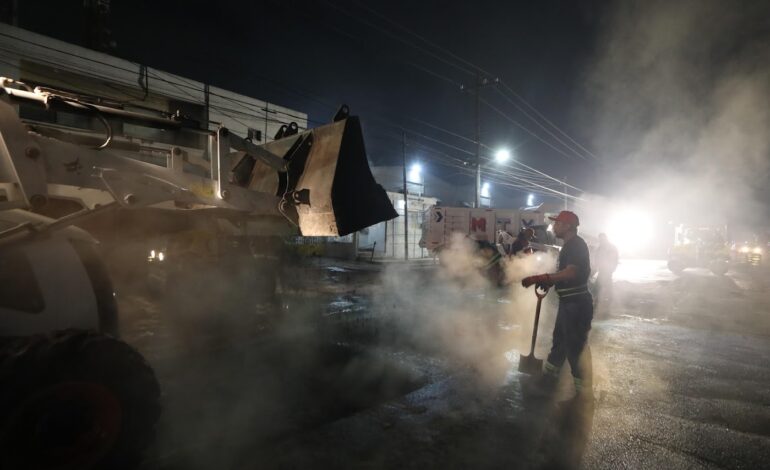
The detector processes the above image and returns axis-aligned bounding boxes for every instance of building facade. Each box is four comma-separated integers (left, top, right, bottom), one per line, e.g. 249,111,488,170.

0,24,307,143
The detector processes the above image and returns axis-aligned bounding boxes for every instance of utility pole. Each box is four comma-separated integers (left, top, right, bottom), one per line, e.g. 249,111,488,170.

461,74,498,208
402,131,409,260
474,72,482,209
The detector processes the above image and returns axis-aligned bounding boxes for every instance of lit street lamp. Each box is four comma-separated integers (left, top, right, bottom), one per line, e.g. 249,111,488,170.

474,148,511,207
481,182,491,198
408,163,422,183
402,161,423,261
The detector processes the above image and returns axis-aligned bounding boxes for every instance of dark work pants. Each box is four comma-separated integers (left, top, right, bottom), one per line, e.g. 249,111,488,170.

546,294,593,384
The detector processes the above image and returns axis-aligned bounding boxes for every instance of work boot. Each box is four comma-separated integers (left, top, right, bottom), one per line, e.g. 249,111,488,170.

557,378,595,411
558,390,594,407
523,373,558,398
556,391,595,424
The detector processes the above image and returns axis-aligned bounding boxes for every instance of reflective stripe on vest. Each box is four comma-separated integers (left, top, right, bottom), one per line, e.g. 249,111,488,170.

555,284,589,298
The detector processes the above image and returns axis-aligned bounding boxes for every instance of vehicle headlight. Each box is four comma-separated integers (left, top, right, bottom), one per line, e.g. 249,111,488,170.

752,247,762,255
740,246,750,253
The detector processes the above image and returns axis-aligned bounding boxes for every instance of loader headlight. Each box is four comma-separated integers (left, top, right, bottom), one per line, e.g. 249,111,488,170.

752,247,762,255
739,246,750,253
148,249,166,262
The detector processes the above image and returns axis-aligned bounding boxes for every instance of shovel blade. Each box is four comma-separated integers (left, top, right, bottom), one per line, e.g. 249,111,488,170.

518,354,543,375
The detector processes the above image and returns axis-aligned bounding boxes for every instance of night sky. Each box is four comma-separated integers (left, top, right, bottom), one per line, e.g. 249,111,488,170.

8,0,610,204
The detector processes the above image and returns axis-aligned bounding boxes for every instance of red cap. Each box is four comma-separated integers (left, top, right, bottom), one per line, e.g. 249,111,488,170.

548,210,580,226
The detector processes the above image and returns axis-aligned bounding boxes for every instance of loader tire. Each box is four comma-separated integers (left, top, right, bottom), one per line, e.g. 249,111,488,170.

0,330,160,470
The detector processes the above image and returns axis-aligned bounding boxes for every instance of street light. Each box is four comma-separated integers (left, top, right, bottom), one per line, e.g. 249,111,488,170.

408,163,422,182
481,182,491,198
480,182,491,208
495,148,511,164
473,149,509,207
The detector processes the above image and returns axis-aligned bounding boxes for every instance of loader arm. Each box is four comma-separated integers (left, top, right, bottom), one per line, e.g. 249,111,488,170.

0,78,396,239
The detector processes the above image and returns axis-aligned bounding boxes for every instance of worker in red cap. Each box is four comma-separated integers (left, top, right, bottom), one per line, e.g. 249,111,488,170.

521,210,593,403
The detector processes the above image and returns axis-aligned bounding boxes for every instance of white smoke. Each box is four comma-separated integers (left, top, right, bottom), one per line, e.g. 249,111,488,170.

577,0,770,227
376,235,558,387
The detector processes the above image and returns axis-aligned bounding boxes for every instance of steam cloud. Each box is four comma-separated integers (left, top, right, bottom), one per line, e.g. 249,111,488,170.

578,0,770,227
377,234,557,387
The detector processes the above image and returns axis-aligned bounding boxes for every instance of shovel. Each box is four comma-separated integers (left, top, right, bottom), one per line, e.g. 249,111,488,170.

518,284,550,375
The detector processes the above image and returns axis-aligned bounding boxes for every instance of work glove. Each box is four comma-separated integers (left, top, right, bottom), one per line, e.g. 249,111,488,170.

521,273,552,288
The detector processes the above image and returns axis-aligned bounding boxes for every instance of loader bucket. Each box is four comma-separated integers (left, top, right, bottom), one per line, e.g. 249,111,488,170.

246,116,397,237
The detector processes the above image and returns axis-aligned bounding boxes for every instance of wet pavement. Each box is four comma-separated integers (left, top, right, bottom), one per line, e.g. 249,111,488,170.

119,258,770,469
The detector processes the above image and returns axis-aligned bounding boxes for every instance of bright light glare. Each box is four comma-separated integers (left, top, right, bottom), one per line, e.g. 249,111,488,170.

527,193,534,206
481,182,491,198
408,163,422,182
606,209,654,255
158,252,165,261
495,149,510,163
753,247,762,254
740,246,750,254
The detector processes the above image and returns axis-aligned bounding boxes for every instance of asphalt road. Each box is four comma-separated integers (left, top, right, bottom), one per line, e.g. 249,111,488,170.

124,259,770,469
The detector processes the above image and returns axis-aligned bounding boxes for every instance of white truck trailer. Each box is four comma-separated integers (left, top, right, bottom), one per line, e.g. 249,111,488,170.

420,204,559,254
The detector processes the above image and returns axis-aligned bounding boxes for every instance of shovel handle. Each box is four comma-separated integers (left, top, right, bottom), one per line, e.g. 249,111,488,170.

529,286,549,355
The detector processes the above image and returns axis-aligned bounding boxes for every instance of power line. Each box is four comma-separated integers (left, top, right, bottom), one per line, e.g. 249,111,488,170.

1,29,585,197
321,0,477,77
323,3,599,165
141,68,297,135
2,33,472,159
493,87,590,162
350,0,495,78
2,37,579,196
369,116,583,195
499,81,601,161
0,49,307,136
394,115,583,192
372,126,578,200
0,32,317,124
408,116,477,146
484,166,581,201
370,120,475,156
480,97,579,162
403,61,462,87
478,142,585,193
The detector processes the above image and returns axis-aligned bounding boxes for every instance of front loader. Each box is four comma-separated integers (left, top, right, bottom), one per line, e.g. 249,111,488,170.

0,78,396,468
